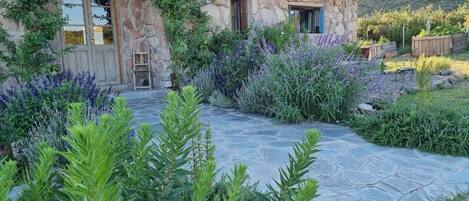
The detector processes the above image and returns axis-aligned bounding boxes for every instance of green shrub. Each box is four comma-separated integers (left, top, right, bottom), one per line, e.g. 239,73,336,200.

378,36,390,44
258,19,299,52
358,5,469,48
2,86,321,200
342,42,362,57
415,55,452,74
417,25,465,37
0,0,64,81
152,0,212,75
208,91,235,108
415,57,434,92
208,29,246,55
352,90,469,156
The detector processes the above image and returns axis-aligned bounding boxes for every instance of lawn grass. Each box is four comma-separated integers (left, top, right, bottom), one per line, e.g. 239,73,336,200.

398,81,469,113
446,191,469,201
384,51,469,77
351,81,469,156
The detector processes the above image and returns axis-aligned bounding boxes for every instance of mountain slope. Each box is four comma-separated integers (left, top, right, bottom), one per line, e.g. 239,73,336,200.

358,0,467,16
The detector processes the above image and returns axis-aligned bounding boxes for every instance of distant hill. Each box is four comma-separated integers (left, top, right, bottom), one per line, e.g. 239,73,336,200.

358,0,467,16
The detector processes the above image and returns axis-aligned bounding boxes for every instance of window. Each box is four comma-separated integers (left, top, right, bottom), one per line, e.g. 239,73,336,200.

91,0,113,45
231,0,247,32
62,1,86,45
61,0,114,45
289,6,323,34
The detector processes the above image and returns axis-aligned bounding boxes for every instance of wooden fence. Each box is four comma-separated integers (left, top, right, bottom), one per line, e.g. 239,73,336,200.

412,33,468,56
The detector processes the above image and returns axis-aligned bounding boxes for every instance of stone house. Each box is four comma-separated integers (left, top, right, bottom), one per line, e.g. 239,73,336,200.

1,0,358,89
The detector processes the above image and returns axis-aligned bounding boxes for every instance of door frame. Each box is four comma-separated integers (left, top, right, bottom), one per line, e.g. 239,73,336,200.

59,0,124,86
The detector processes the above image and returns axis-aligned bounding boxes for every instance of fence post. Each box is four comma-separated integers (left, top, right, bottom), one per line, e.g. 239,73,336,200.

402,26,406,48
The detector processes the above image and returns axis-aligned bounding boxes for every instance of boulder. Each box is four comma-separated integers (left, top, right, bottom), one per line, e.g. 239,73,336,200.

432,77,452,89
358,103,375,114
439,70,453,76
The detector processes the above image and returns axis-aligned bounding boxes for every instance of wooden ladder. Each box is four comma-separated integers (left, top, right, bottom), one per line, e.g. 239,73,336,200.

132,51,152,91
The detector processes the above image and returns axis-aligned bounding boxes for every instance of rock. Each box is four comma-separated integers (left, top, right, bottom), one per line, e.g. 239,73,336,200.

432,78,452,89
358,103,375,114
9,185,26,200
439,70,453,76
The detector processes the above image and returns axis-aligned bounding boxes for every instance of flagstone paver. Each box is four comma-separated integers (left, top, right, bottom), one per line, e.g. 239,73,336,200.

122,90,469,201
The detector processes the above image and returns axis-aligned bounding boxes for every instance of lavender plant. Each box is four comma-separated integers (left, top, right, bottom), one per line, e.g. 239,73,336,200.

189,68,215,101
241,35,374,123
236,70,274,116
210,39,264,99
0,71,114,147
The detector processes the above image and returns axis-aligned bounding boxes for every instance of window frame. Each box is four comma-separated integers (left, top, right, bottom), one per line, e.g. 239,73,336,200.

288,6,324,34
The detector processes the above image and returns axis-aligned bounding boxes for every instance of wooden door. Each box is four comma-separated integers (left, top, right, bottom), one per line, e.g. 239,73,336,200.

231,0,248,32
61,0,120,86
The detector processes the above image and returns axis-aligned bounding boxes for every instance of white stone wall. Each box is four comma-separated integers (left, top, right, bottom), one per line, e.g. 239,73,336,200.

202,0,358,40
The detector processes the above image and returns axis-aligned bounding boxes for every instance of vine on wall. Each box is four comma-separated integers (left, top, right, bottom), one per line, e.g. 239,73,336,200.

0,0,64,82
152,0,212,75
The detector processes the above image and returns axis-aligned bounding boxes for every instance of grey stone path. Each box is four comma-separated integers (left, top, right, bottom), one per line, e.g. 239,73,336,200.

122,90,469,201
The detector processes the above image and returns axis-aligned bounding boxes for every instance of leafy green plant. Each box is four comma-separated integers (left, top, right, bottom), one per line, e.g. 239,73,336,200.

268,129,320,200
0,159,16,201
259,19,300,52
152,0,211,75
22,142,58,201
208,91,236,108
225,164,249,201
0,0,65,81
342,42,362,57
208,29,247,55
378,36,390,44
415,58,433,92
61,112,122,200
4,86,321,200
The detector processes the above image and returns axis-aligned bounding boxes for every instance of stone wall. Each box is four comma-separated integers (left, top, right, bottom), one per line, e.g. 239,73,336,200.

202,0,358,40
119,0,171,88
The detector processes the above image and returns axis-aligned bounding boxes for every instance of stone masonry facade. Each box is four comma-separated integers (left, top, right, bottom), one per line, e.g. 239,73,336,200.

202,0,358,40
119,0,172,88
0,0,358,89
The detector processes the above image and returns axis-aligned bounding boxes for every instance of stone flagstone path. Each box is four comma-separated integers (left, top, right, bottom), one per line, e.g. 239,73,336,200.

122,90,469,201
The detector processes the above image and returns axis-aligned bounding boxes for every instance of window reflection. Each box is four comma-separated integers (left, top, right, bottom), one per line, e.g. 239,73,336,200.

93,26,113,45
64,26,86,45
91,0,111,6
92,7,112,26
62,4,85,25
63,0,83,4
